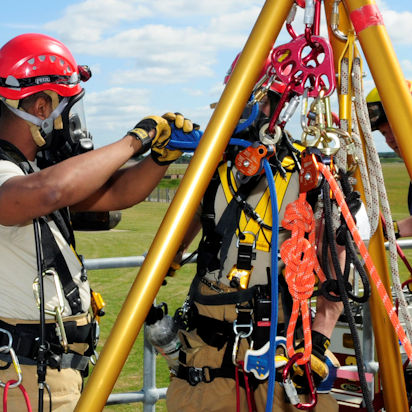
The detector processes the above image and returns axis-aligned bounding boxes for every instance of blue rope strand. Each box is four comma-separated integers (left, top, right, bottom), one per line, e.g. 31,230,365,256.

263,158,279,412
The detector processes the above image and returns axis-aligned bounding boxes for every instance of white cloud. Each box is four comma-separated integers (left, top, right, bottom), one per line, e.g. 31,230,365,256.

42,1,266,87
375,1,412,45
44,0,153,44
84,87,153,145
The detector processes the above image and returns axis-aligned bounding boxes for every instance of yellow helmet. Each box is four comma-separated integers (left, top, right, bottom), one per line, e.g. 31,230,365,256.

366,80,412,130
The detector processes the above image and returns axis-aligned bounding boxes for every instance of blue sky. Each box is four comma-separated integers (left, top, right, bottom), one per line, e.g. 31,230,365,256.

1,0,411,152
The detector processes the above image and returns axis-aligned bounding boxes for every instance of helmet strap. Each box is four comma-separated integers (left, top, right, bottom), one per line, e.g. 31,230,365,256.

3,94,69,147
44,91,64,130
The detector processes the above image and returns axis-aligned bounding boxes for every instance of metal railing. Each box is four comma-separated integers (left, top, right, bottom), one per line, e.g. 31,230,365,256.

83,240,412,411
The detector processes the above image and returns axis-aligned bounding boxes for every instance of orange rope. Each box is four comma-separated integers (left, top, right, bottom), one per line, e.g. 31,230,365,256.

318,162,412,361
280,193,325,364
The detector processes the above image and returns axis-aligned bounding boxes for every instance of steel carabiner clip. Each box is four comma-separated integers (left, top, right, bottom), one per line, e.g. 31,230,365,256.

0,329,22,389
282,352,317,410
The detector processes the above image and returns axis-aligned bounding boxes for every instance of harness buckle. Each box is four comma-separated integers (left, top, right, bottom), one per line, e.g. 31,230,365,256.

187,366,212,386
227,265,253,290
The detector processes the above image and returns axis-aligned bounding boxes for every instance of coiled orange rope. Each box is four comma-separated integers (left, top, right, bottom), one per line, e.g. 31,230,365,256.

318,162,412,361
280,193,326,364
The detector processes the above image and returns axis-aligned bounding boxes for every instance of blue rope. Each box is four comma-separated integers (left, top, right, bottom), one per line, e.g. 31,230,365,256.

263,158,279,412
233,100,259,134
166,98,258,152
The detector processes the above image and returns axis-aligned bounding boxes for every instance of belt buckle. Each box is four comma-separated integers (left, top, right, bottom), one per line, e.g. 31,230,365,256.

188,367,204,386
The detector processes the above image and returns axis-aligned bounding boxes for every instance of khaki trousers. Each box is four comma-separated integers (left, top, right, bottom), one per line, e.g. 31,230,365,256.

0,362,83,412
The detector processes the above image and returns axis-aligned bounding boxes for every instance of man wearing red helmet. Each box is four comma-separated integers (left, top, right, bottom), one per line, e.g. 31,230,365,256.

166,53,342,411
0,33,194,411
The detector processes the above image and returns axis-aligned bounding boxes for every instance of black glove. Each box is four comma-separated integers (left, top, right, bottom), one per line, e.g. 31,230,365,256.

292,331,339,394
128,115,170,153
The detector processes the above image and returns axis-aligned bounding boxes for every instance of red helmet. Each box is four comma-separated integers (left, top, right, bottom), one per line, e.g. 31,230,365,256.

224,52,286,95
0,33,85,100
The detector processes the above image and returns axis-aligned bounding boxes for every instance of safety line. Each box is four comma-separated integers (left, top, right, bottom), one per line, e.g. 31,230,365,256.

318,162,412,361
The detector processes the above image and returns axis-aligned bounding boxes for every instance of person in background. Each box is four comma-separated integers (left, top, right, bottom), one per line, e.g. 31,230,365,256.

0,32,193,412
367,82,412,238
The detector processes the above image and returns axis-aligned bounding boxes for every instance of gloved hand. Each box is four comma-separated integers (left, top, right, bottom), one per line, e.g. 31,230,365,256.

151,112,195,165
128,116,170,153
292,331,339,394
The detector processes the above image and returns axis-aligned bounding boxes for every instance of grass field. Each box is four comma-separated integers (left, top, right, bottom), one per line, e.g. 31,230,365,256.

75,161,412,411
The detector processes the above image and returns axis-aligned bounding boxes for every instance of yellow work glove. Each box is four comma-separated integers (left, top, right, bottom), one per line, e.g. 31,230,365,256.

127,116,171,153
292,331,339,394
150,112,194,165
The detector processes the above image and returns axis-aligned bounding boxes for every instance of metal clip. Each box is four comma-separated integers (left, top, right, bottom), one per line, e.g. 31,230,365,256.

236,231,257,249
0,328,12,354
55,306,69,353
331,0,348,41
0,329,22,389
33,269,69,352
282,352,317,410
232,306,253,365
33,268,66,316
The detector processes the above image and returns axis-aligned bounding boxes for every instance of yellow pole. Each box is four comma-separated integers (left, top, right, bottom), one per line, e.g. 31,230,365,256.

343,0,412,178
324,1,408,410
75,1,294,411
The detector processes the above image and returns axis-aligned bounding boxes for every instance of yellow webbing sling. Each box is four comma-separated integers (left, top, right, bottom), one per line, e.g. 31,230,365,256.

217,153,297,252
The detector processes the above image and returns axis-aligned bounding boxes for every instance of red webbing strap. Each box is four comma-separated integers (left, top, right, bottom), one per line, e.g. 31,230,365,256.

3,380,32,412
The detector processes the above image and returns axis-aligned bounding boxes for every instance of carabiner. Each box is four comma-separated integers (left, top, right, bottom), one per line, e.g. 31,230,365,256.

282,352,317,410
0,328,13,353
0,347,22,388
33,268,66,316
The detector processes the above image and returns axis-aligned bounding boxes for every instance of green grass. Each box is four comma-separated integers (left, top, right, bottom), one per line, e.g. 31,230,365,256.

74,162,412,411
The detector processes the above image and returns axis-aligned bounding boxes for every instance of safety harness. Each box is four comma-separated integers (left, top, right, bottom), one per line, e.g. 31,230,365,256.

0,140,93,372
175,139,301,393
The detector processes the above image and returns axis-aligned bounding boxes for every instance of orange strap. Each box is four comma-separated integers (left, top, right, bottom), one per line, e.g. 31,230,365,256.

280,193,325,364
318,162,412,361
